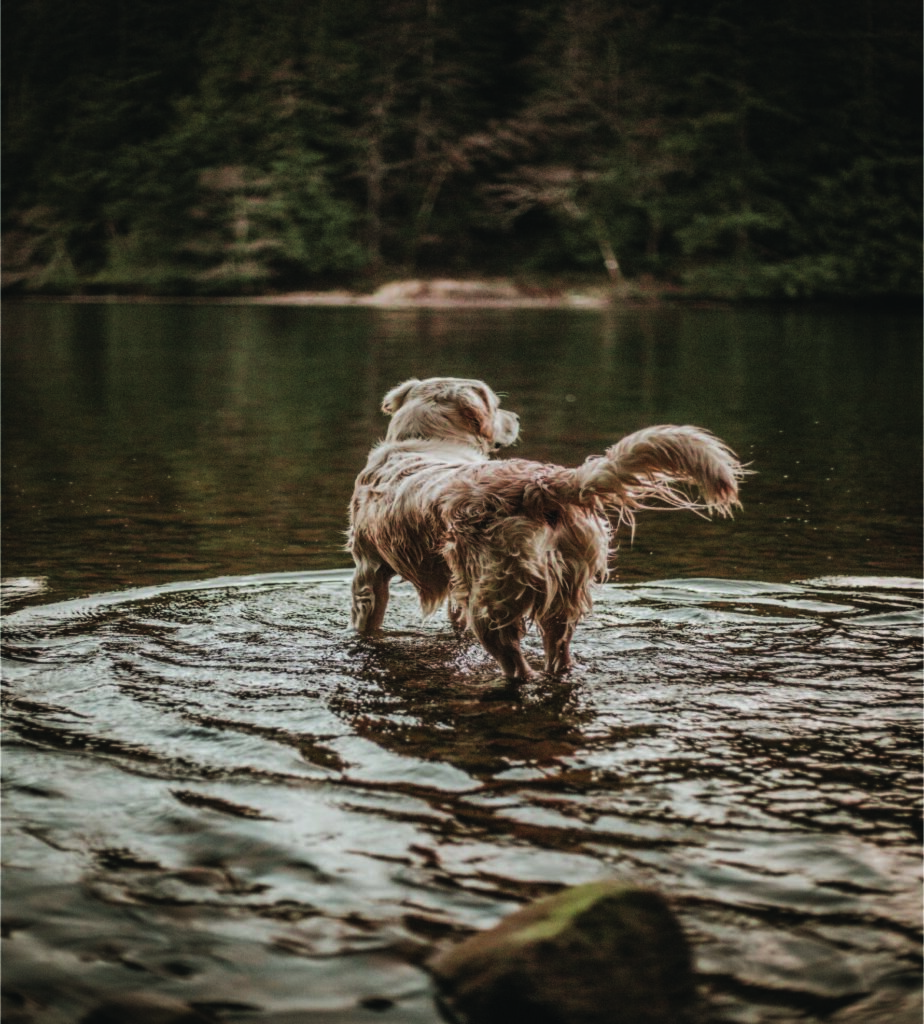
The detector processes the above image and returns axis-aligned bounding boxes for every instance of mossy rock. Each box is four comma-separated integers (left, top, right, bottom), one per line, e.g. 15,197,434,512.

428,881,696,1024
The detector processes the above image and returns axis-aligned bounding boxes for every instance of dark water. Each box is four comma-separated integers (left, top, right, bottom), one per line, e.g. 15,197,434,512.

2,302,922,1023
2,301,921,594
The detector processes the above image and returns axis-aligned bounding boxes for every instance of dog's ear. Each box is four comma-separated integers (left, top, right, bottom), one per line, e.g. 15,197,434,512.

457,389,494,443
382,379,420,415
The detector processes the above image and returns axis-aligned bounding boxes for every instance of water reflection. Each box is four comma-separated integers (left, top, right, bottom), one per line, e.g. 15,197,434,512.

2,303,921,601
2,572,920,1022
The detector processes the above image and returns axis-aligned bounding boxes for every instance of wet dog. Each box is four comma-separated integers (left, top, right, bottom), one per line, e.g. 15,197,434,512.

348,377,744,679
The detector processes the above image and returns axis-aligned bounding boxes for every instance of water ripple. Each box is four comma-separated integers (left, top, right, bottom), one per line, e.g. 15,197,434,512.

2,571,921,1023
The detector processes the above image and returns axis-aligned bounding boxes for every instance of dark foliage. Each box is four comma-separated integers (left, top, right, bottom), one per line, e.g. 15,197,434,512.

3,0,920,297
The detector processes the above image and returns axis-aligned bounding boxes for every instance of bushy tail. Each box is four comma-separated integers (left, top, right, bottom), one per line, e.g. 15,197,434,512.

574,425,745,520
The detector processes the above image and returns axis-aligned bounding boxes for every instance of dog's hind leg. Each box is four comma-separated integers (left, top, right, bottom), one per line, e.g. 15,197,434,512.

539,613,575,676
447,599,466,633
351,559,395,632
472,610,532,680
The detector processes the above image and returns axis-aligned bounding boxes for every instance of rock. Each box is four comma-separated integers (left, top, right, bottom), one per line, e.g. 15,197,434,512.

428,881,696,1024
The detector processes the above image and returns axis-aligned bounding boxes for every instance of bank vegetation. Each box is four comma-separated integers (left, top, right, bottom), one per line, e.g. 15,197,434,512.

3,0,920,300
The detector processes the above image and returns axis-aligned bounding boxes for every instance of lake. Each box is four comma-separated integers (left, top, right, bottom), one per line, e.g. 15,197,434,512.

2,300,921,1023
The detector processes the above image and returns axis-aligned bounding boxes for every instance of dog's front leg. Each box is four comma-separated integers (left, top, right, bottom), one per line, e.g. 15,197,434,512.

351,560,395,632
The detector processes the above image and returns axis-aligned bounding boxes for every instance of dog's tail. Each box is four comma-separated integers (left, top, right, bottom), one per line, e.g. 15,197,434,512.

572,425,745,521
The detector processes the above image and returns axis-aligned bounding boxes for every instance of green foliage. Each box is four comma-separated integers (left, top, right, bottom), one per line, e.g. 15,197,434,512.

175,155,364,292
799,157,922,297
681,257,847,301
2,0,920,297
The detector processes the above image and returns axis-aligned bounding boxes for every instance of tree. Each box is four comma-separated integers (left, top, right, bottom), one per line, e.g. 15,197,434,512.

2,0,920,296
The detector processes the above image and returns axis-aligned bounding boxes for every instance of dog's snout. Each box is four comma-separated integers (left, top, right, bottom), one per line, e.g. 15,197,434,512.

494,408,520,449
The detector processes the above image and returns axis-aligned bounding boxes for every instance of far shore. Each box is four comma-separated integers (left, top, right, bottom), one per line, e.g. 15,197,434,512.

7,277,671,309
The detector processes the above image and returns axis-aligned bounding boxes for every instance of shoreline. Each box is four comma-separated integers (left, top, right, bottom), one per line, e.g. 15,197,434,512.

8,278,914,309
3,277,647,310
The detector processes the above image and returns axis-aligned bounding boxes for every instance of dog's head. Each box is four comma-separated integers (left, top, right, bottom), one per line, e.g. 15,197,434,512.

381,377,519,452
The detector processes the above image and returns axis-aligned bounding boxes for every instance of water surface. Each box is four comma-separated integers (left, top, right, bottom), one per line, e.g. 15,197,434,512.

3,572,921,1022
2,302,921,1023
3,301,921,596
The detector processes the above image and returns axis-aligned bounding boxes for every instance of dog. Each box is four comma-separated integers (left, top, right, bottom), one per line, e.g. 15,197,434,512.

348,377,744,680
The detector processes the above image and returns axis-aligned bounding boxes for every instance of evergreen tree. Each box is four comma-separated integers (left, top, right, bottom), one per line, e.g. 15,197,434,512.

2,0,920,297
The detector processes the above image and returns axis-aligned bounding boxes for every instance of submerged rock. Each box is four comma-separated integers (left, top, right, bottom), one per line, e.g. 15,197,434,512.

428,881,696,1024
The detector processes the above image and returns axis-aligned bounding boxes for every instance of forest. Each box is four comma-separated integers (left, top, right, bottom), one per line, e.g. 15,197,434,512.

3,0,921,299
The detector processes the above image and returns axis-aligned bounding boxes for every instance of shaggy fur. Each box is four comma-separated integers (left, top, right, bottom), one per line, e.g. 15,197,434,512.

348,376,745,679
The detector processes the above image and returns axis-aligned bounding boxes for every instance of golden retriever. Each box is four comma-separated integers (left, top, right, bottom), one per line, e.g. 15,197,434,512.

348,377,744,679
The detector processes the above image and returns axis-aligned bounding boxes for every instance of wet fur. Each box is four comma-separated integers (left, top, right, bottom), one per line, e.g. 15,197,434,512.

348,377,744,680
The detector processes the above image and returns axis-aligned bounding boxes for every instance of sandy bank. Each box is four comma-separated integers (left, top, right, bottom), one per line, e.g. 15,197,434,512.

267,278,612,309
13,278,618,308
